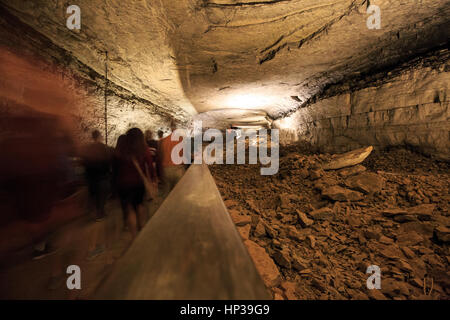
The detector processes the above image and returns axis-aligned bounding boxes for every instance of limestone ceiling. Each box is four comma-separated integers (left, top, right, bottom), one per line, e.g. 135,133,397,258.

1,0,198,120
1,0,449,125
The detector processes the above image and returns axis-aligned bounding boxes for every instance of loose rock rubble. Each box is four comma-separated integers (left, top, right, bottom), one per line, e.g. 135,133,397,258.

211,146,449,300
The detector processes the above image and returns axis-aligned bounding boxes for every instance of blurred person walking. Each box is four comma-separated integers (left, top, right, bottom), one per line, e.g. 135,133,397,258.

158,121,186,197
81,130,112,222
81,130,112,260
145,129,161,182
116,128,157,239
112,134,129,231
145,129,158,150
0,114,74,260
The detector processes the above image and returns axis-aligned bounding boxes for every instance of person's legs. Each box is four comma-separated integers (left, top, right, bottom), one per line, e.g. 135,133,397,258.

86,219,105,260
161,166,184,197
131,186,146,231
87,177,98,218
118,189,128,231
95,178,109,220
160,167,171,197
167,166,185,192
173,166,185,186
136,204,147,231
86,178,110,260
22,179,57,260
48,227,81,291
127,204,138,239
120,199,127,229
167,169,176,192
120,186,139,240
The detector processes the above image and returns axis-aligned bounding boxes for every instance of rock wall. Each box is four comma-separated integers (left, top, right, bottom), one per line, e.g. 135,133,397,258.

0,6,181,146
275,50,450,160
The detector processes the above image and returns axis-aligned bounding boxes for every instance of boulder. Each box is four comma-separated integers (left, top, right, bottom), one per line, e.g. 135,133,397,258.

338,164,366,177
299,168,309,179
309,207,334,221
383,208,407,217
314,177,338,191
264,224,278,238
246,199,260,214
379,245,405,260
254,221,266,237
229,210,252,226
364,229,381,240
381,278,412,298
281,281,299,300
224,199,239,208
396,259,414,273
299,269,312,275
273,249,291,269
382,208,416,222
345,172,384,194
396,231,424,246
279,193,297,209
237,224,251,239
407,204,435,220
379,235,394,244
367,289,388,300
382,206,434,223
296,210,314,227
306,235,316,248
322,185,364,202
244,240,281,288
287,226,306,241
322,146,373,170
274,293,284,300
309,169,323,180
292,255,309,271
400,246,416,259
398,222,434,238
393,214,417,223
434,226,450,243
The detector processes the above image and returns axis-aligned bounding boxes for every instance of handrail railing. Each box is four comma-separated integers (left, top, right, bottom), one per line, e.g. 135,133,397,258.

95,164,270,299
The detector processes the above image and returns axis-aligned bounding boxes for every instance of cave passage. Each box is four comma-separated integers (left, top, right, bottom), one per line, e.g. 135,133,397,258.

0,0,448,301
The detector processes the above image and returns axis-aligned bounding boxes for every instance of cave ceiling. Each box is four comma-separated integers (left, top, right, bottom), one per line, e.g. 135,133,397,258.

1,0,449,127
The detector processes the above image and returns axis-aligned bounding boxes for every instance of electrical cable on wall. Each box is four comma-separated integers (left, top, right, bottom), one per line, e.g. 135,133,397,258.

104,50,108,145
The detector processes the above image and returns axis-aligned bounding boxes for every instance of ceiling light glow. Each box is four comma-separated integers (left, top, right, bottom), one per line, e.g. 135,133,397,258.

225,94,278,109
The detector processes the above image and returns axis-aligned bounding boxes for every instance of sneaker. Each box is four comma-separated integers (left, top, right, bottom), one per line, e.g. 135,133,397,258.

32,246,58,260
86,245,105,261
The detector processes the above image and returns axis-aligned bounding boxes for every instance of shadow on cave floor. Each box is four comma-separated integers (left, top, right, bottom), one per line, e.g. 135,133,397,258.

0,193,166,300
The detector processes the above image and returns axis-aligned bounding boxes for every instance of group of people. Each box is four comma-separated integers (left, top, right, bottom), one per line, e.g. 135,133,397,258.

0,114,185,267
82,122,185,240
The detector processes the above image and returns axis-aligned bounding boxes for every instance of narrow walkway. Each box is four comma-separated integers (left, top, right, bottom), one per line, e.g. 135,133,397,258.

95,164,270,300
0,192,163,299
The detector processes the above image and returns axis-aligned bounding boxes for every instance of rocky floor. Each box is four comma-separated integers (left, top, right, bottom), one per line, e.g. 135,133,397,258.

210,146,450,300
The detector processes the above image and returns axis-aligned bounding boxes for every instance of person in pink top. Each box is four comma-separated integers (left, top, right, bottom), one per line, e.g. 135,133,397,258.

115,128,156,239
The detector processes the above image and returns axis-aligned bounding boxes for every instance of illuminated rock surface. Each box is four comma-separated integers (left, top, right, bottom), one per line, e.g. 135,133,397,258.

0,1,448,156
